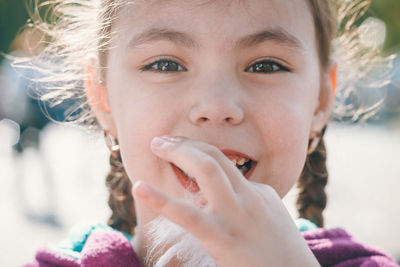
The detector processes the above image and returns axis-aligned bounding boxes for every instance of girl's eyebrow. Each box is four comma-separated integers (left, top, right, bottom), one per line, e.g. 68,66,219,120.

127,27,304,51
128,27,198,49
236,27,304,50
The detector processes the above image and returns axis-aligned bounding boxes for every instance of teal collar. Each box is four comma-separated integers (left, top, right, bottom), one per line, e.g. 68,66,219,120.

52,218,318,259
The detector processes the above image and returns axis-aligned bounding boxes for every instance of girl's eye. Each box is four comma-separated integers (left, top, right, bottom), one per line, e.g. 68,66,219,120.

141,59,187,73
245,60,289,74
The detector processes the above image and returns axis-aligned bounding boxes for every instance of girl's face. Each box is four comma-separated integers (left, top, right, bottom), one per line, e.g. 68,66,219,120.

94,0,333,222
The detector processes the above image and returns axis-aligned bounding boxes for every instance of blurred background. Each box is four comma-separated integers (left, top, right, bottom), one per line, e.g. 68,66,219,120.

1,0,400,266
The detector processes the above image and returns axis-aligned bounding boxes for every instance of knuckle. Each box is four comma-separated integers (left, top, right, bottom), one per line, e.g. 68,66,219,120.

154,195,169,212
241,182,279,210
202,145,221,157
219,227,238,249
197,157,218,176
261,184,280,199
183,209,204,226
250,181,278,198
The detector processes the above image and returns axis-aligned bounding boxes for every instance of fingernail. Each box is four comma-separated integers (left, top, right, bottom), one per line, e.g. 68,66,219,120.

160,135,182,143
133,181,152,198
151,136,167,149
151,136,181,149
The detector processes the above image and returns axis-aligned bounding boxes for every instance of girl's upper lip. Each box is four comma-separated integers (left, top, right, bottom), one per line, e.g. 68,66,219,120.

172,136,257,161
220,148,257,180
220,148,256,162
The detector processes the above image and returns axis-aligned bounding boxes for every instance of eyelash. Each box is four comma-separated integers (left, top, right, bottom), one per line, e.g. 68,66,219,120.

140,58,290,73
140,57,187,73
245,60,290,73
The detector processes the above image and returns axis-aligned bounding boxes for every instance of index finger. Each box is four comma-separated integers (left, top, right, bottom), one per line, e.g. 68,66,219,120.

150,136,239,210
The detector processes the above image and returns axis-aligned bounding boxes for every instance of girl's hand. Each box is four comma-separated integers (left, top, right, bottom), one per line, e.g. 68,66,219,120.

132,136,320,267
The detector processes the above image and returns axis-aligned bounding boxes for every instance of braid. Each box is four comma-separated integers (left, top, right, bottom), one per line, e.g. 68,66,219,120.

106,151,136,235
296,126,328,227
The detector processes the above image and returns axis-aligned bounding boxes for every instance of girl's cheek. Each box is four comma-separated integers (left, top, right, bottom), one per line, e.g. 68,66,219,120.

116,113,177,188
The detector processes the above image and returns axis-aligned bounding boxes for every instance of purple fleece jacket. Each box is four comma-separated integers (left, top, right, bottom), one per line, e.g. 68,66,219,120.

25,227,398,267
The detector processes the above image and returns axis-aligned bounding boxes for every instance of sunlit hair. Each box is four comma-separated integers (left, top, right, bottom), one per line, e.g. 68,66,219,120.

12,0,396,232
332,1,395,121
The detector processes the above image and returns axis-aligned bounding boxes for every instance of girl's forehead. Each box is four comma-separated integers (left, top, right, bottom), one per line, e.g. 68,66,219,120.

119,0,312,26
113,0,315,52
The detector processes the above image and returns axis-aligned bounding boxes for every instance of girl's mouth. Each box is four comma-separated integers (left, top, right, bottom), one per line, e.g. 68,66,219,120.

171,150,257,193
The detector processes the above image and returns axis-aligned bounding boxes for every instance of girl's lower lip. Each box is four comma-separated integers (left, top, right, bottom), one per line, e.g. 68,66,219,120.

171,164,200,193
171,160,257,193
244,161,257,179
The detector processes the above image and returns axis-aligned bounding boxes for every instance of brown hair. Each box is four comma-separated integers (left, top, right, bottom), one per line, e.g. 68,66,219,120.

297,126,328,227
296,0,336,227
106,151,135,235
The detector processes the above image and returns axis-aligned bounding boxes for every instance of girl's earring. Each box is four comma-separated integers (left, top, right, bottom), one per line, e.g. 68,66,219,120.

104,130,120,153
307,132,321,155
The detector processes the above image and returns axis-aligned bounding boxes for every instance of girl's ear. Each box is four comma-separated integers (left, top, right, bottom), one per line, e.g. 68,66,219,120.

85,65,118,136
310,63,337,135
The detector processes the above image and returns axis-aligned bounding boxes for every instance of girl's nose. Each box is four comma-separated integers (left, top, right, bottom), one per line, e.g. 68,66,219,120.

189,78,244,126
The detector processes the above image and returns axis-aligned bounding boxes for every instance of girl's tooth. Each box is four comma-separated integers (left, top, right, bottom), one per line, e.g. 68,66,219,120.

237,158,246,165
231,159,237,165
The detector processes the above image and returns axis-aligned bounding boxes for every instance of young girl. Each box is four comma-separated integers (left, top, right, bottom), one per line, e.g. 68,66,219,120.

22,0,399,266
